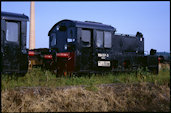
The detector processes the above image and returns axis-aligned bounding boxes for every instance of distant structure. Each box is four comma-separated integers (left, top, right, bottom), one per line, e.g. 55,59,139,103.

29,1,35,50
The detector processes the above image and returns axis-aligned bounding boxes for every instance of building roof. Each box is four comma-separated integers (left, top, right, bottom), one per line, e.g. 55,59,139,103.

1,11,29,21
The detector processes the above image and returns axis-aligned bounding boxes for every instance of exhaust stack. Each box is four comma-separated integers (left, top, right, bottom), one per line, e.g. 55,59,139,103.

29,1,35,50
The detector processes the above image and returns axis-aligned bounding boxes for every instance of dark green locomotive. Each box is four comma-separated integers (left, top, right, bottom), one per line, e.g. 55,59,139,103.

47,19,158,75
1,11,29,75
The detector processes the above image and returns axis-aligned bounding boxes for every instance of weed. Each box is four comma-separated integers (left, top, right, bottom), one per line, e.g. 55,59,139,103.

1,66,170,90
85,85,99,92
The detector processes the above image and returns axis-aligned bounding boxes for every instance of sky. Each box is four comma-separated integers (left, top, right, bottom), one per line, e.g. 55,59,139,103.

1,1,170,52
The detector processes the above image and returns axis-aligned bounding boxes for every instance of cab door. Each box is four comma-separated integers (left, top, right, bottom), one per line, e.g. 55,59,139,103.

80,29,94,71
3,21,21,73
1,19,6,73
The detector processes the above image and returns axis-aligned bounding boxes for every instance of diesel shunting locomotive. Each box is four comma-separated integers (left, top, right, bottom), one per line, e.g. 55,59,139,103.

46,19,158,75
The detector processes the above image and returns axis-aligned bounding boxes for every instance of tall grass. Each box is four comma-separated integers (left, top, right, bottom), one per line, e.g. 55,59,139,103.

1,66,170,90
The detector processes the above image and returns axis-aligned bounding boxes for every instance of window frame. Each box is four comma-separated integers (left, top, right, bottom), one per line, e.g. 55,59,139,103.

96,30,112,48
96,30,104,48
104,31,112,48
67,27,76,43
81,29,91,47
50,33,56,47
5,21,20,43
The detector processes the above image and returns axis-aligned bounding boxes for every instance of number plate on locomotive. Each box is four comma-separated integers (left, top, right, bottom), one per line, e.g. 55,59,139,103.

98,61,110,67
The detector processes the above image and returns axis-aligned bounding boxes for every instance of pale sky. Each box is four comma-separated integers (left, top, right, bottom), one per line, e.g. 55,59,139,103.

1,1,170,52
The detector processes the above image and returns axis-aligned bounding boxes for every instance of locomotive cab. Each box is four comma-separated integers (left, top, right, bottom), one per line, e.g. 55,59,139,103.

1,11,29,75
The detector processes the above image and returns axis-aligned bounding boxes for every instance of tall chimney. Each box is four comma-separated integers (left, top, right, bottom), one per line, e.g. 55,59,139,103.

29,1,35,50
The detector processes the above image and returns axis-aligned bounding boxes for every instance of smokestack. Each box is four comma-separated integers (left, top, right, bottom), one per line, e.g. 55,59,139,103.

29,1,35,50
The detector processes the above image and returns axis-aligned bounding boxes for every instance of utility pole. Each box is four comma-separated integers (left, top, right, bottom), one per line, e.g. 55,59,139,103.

29,1,35,50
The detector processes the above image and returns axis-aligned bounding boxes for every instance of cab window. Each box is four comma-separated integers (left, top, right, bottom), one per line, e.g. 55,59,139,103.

50,33,56,46
104,31,112,48
81,29,91,47
6,22,19,42
67,28,75,43
96,30,103,48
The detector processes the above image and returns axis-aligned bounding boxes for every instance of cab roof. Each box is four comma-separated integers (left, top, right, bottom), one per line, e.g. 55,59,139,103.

48,19,116,36
1,11,29,21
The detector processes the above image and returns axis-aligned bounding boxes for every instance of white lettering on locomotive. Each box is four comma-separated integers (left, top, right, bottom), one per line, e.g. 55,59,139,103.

98,53,109,59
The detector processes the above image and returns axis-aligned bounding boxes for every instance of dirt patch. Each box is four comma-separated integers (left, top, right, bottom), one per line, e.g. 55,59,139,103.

159,63,170,71
1,83,170,112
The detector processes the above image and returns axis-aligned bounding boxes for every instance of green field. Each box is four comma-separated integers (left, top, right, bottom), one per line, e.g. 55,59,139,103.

1,66,170,90
1,65,170,112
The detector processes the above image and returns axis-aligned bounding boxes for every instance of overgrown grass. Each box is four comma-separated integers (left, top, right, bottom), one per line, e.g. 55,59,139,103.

1,66,170,91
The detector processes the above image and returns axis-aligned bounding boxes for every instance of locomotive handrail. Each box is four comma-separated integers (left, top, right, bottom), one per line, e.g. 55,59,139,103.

114,33,134,37
114,33,141,37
